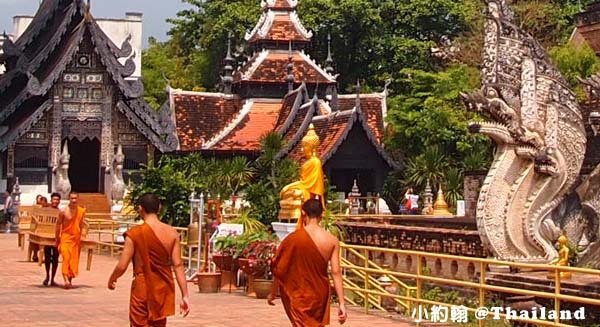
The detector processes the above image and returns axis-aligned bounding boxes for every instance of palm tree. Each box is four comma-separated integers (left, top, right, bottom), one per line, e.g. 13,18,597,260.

444,167,463,208
405,146,450,190
223,156,255,196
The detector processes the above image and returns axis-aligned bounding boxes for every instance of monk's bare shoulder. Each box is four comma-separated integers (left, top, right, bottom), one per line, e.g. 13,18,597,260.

326,232,339,247
161,223,179,241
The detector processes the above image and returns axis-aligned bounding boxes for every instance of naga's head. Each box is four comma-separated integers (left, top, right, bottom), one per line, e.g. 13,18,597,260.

483,0,514,21
461,88,519,145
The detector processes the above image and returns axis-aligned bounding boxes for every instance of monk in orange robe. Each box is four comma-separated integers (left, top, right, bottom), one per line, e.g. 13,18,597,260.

269,199,347,326
55,192,86,289
108,193,190,327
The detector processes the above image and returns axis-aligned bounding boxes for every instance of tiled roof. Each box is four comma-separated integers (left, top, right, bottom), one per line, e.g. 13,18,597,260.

235,50,336,84
248,13,310,44
263,0,297,10
276,98,318,158
211,100,282,151
288,110,354,162
172,92,242,151
274,86,303,133
286,103,399,168
338,94,386,143
317,100,332,115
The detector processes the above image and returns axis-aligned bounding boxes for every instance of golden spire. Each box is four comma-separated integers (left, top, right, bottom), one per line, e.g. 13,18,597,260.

433,184,452,216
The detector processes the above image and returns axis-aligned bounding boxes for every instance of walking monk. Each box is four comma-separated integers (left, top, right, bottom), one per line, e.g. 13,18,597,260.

268,199,348,326
108,193,190,326
55,191,86,289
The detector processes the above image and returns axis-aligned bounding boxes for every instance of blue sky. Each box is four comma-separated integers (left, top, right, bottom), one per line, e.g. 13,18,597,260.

0,0,191,47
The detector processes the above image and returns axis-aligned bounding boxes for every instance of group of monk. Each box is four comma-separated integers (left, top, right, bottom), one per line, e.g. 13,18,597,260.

107,194,345,326
25,191,346,326
33,192,86,290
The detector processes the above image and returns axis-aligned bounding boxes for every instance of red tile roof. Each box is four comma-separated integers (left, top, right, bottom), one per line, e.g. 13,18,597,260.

288,110,354,162
278,99,317,155
211,100,282,151
338,94,385,143
236,50,335,85
265,0,296,10
248,13,310,44
172,92,242,151
274,87,303,133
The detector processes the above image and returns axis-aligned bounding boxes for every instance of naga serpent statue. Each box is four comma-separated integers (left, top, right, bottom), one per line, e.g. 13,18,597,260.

462,0,600,266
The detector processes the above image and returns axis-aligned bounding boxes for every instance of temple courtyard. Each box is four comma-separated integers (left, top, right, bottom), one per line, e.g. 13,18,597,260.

0,234,411,326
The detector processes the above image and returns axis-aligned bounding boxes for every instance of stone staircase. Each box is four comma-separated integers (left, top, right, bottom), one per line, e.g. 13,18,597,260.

77,193,111,219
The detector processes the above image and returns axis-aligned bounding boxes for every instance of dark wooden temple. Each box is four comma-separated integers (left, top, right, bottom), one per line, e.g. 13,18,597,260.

171,0,400,195
0,0,177,196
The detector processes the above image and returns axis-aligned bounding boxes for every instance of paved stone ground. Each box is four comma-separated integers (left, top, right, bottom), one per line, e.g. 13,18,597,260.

0,234,414,326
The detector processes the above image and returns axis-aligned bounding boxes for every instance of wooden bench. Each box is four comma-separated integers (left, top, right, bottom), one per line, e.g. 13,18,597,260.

17,206,35,249
28,207,96,271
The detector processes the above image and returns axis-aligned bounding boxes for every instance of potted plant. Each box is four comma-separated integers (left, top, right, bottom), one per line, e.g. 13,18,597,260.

240,240,277,299
213,233,239,271
213,232,242,292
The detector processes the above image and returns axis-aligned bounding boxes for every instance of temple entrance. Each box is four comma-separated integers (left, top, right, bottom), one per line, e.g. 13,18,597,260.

64,138,100,192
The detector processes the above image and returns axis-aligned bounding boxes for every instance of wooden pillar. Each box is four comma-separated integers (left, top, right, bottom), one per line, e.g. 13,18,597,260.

7,144,14,179
147,144,155,166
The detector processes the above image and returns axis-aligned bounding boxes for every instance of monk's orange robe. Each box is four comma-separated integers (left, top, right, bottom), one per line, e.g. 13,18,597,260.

59,206,85,279
272,228,331,327
125,223,175,327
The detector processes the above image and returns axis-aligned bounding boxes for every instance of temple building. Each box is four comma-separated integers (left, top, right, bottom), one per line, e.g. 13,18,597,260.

171,0,400,195
0,0,398,202
0,0,177,200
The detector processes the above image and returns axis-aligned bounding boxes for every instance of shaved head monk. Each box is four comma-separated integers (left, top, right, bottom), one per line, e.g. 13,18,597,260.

108,193,190,326
269,198,348,326
55,191,86,289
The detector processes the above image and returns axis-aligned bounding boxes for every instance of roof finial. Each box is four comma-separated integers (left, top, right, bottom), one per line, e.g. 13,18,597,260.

222,32,235,94
286,40,295,93
325,33,334,75
84,0,92,21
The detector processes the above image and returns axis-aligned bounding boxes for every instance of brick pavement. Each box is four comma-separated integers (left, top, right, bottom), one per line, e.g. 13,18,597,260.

0,234,414,326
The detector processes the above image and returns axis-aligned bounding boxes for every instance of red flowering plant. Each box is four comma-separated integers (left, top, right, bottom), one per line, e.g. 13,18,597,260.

240,240,277,280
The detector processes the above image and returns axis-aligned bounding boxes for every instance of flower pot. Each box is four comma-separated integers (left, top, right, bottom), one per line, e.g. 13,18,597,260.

246,275,256,297
220,270,237,292
253,279,273,299
213,254,235,271
197,272,221,293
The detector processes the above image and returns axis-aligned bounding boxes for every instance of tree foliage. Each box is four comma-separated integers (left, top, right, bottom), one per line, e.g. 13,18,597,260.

136,0,600,218
549,42,600,99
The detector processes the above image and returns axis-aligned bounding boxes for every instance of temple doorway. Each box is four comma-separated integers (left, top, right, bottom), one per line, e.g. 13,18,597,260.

64,138,100,192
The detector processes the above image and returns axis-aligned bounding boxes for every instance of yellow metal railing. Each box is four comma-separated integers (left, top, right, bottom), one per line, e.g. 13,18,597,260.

340,243,600,327
86,218,199,266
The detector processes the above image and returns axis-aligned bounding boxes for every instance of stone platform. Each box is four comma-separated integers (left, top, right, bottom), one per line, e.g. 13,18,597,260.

0,234,411,326
487,272,600,322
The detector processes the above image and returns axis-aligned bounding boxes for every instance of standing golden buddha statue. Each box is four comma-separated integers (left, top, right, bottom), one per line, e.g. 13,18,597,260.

279,124,325,227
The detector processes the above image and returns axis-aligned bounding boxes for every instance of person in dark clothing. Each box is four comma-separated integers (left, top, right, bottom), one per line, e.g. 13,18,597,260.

43,193,61,287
